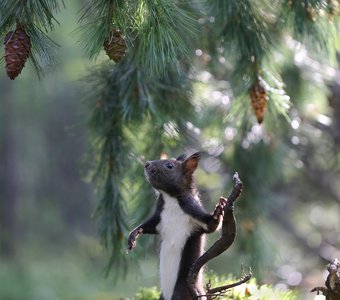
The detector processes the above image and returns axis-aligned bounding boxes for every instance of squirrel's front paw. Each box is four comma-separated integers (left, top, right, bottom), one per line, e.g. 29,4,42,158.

212,197,227,220
127,227,143,251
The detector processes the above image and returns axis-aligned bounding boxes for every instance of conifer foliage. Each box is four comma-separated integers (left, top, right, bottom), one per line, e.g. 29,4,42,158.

0,0,339,278
78,0,196,275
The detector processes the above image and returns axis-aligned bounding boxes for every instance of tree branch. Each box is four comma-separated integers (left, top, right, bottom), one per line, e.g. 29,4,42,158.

188,172,244,295
199,272,252,299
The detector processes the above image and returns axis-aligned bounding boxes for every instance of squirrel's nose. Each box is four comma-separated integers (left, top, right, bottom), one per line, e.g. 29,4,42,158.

145,161,151,169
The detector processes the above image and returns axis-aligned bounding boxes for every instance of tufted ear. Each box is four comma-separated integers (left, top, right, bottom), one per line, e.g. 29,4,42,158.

176,153,187,162
183,152,201,174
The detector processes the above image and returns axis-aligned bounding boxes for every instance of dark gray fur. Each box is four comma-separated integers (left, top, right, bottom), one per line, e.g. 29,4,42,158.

128,152,222,300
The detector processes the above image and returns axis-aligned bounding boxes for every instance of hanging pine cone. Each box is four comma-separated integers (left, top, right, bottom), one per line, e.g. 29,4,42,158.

4,25,31,80
249,80,267,124
103,29,127,63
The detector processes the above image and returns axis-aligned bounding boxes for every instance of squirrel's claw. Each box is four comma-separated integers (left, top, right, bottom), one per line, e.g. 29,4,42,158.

127,227,143,251
212,197,227,220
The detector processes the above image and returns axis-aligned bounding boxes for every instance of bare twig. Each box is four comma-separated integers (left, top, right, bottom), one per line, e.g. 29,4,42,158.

188,172,244,296
198,271,253,299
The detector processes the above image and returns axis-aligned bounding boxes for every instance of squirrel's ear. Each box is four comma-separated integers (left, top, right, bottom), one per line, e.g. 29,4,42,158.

183,152,201,174
176,153,187,162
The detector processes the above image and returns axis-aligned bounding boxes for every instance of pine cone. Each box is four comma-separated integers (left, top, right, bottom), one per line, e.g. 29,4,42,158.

250,81,267,124
4,25,31,80
103,29,127,63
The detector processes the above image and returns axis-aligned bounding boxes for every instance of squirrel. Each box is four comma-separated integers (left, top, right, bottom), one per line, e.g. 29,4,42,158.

128,152,227,300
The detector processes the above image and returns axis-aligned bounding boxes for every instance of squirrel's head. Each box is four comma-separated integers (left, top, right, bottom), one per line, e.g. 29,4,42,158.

144,152,201,195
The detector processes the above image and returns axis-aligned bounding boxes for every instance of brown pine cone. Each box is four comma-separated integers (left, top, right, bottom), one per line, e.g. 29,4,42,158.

4,25,31,80
103,29,127,63
250,81,267,124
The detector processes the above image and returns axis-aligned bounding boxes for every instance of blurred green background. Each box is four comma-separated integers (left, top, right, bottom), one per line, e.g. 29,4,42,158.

1,1,340,300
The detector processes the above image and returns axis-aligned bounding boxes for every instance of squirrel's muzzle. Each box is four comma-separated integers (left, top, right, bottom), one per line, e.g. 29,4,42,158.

144,161,156,177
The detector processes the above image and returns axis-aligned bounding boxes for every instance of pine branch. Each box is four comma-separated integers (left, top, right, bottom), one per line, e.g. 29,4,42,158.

280,0,337,51
208,0,290,124
26,24,59,75
134,0,196,77
208,0,337,124
0,0,62,32
212,0,275,85
77,0,127,59
77,0,196,77
83,56,194,275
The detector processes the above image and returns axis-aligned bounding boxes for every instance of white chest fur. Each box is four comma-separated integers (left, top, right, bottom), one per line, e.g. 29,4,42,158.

157,192,197,300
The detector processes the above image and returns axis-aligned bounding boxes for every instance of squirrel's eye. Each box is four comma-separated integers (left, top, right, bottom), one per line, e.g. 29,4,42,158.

165,162,174,169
